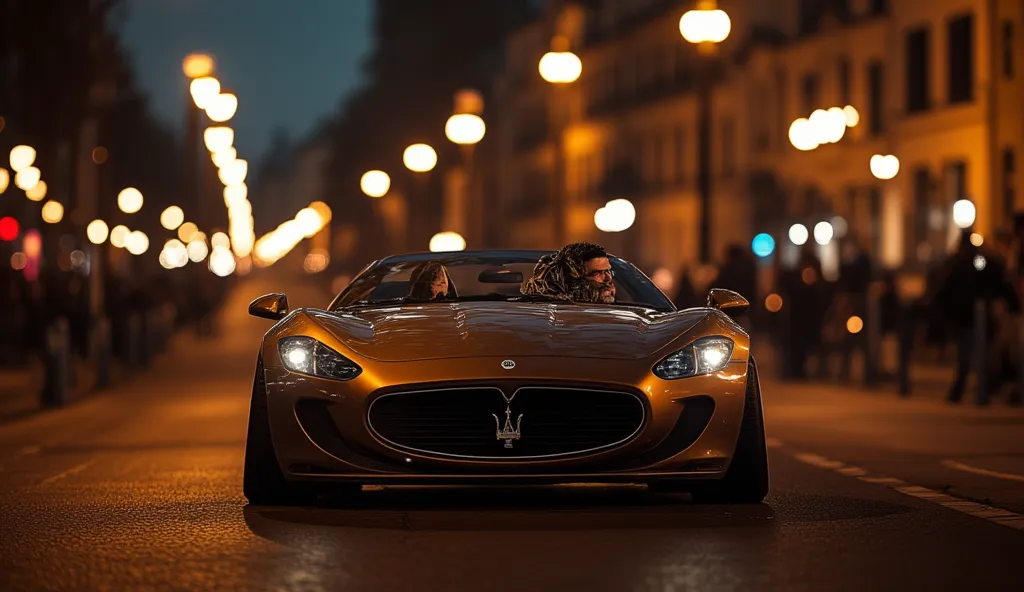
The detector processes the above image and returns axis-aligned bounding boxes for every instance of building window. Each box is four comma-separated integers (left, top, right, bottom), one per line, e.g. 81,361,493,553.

801,73,819,113
948,14,974,104
868,61,884,135
838,57,851,105
721,117,735,177
1003,21,1014,79
674,126,685,185
906,27,931,113
1005,148,1017,217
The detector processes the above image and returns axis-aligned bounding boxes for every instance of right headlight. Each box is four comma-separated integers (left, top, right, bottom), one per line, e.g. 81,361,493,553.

653,336,734,380
278,336,362,381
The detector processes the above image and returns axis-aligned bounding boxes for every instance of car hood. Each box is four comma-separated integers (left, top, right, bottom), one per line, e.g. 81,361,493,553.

310,302,706,362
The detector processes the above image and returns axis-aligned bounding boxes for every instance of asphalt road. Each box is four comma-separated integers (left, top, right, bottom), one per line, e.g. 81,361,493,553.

1,275,1023,591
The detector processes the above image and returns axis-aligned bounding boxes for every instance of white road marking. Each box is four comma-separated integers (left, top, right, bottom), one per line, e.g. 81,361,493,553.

942,459,1024,483
792,451,1024,533
37,459,95,487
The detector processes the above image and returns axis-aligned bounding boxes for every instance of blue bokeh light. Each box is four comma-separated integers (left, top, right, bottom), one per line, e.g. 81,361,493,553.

751,233,775,257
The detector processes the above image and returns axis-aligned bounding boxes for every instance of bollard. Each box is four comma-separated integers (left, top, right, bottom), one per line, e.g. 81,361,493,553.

42,318,70,408
92,317,111,388
864,288,881,388
974,299,988,406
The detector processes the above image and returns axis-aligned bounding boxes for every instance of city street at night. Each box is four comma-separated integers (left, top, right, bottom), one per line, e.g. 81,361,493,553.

1,276,1022,592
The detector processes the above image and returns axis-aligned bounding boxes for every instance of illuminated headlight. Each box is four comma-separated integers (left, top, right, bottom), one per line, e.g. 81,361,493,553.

653,336,734,380
278,336,361,380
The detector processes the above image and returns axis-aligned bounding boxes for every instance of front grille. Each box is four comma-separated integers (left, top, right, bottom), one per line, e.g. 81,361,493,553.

367,386,645,460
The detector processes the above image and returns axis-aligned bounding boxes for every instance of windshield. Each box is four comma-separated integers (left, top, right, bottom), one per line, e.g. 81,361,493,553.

329,253,675,312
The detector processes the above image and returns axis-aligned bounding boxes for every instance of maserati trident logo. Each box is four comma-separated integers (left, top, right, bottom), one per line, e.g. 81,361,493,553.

493,392,522,448
501,359,515,370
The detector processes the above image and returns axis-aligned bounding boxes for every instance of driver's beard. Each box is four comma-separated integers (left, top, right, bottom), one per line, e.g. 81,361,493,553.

569,280,614,304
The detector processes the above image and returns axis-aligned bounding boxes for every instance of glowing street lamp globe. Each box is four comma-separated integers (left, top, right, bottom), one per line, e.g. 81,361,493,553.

952,199,977,228
360,170,391,198
87,220,109,244
679,3,731,45
14,166,40,191
403,143,438,172
182,54,214,78
206,93,238,123
445,113,486,145
9,145,36,172
204,127,234,153
429,231,466,252
539,51,582,84
161,206,185,230
117,187,144,214
190,77,221,109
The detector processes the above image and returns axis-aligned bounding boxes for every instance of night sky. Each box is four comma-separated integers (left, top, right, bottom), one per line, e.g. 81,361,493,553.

120,0,372,161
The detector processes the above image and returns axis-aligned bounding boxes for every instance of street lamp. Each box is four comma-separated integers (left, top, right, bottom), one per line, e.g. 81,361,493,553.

870,154,900,180
0,168,8,194
190,77,220,109
953,199,977,228
41,200,64,224
9,145,36,171
182,54,214,79
445,114,486,145
429,231,466,252
14,166,40,191
403,143,437,172
538,36,582,246
204,127,234,153
160,206,185,230
680,0,730,263
25,180,47,201
87,220,109,244
117,187,144,214
361,170,391,198
206,93,238,123
539,45,582,84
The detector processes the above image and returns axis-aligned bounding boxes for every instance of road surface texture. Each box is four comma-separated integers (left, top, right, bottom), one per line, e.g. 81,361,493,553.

1,274,1022,591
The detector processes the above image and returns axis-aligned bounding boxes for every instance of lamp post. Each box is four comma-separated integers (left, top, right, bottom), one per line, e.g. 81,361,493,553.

445,90,486,247
680,1,731,263
539,37,582,246
183,54,216,232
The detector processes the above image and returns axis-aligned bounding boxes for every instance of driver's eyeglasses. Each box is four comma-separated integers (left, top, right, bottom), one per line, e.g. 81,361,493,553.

585,269,615,280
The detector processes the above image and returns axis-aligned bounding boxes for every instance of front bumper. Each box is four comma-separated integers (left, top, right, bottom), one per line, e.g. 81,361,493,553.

262,354,749,484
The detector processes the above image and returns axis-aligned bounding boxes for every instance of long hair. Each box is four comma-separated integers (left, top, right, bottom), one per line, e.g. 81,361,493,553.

522,242,607,298
408,261,447,300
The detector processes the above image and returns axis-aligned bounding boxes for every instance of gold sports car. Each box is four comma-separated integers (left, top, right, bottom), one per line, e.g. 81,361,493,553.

243,250,768,504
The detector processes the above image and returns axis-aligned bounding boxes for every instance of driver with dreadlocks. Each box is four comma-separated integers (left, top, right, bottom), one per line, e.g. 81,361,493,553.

522,242,617,304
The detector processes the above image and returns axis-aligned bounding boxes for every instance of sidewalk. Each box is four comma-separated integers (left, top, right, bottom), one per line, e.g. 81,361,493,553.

751,340,1021,409
0,365,42,421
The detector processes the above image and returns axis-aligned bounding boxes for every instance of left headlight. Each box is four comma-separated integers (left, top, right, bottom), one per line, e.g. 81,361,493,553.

653,336,734,380
278,336,362,381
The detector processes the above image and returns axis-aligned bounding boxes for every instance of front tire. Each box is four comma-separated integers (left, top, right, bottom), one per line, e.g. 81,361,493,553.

690,358,770,504
243,357,317,505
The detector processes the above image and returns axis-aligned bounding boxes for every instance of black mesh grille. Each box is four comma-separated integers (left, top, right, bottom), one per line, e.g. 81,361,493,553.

368,386,645,460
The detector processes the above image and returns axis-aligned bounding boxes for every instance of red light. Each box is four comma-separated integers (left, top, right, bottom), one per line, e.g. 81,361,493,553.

0,217,19,242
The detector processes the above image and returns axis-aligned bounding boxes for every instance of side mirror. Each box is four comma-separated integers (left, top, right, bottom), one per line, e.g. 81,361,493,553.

249,293,289,320
706,288,749,317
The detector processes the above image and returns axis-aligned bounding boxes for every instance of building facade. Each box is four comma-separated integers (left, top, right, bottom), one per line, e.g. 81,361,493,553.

489,0,1024,275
